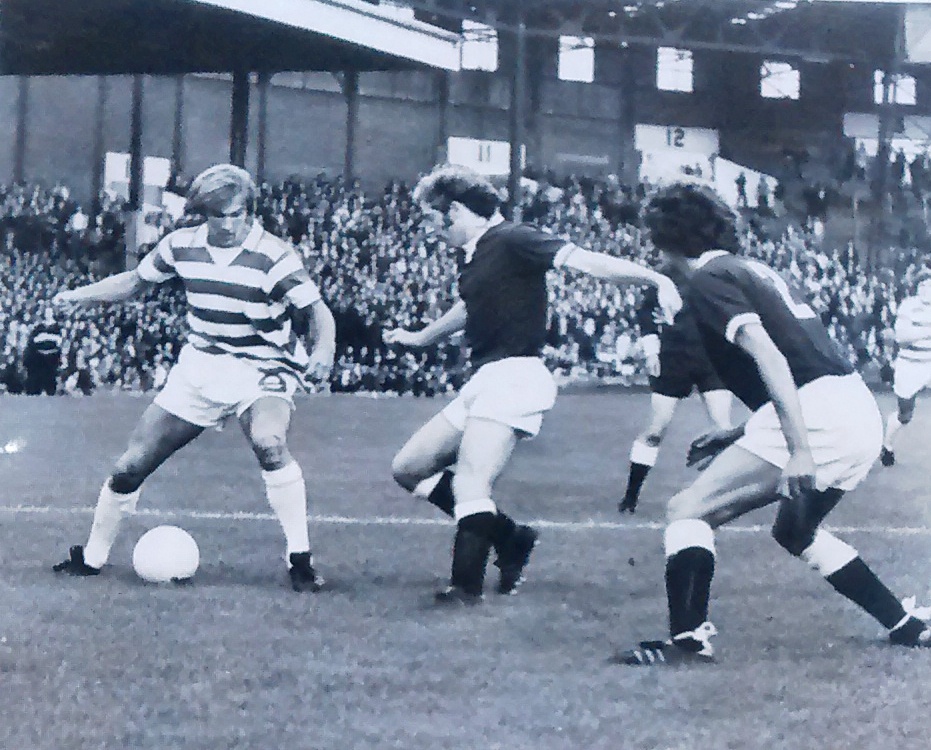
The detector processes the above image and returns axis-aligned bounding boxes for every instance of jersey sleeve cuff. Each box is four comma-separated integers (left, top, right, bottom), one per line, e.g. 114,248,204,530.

725,312,761,343
552,243,577,269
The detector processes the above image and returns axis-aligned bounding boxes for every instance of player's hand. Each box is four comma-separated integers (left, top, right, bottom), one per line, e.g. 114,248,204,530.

52,289,85,306
784,449,816,500
383,327,422,348
687,425,745,470
306,347,335,383
655,278,682,325
645,352,660,378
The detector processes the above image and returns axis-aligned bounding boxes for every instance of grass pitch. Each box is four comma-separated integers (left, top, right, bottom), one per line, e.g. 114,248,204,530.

1,390,930,750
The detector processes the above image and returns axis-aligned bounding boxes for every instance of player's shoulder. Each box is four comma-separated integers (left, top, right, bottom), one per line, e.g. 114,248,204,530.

899,294,925,310
252,226,300,263
152,224,204,255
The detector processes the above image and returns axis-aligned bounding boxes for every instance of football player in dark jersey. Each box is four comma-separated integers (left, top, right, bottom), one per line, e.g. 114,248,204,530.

620,285,733,513
616,180,930,665
384,165,681,605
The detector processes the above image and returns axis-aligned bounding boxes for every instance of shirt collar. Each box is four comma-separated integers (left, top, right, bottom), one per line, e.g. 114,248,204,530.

463,215,505,263
689,249,731,270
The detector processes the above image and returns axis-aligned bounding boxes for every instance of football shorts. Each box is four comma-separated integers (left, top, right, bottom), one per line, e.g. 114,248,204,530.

892,356,931,400
736,374,882,492
155,344,300,428
442,356,557,438
650,324,724,399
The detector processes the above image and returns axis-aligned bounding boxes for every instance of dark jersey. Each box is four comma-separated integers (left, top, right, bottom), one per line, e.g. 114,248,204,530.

687,253,853,411
640,287,724,398
458,221,567,368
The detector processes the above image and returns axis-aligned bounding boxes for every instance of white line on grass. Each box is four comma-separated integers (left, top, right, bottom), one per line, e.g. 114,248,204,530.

1,504,930,536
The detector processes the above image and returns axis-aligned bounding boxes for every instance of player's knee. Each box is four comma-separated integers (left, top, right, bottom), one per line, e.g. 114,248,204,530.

641,431,663,447
390,453,420,492
771,498,818,556
110,448,155,493
249,433,290,471
109,466,147,495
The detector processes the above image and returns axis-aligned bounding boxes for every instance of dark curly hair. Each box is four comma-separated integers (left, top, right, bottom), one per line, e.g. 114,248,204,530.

641,181,740,258
413,165,502,219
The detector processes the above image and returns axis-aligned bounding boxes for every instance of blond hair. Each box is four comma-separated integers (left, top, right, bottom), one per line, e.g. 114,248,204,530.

185,164,256,215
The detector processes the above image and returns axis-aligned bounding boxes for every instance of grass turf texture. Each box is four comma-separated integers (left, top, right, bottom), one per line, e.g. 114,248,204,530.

1,391,930,750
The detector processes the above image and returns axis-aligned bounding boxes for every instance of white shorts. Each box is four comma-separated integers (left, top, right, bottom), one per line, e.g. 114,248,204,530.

736,374,882,492
442,357,557,438
154,345,300,428
893,356,931,400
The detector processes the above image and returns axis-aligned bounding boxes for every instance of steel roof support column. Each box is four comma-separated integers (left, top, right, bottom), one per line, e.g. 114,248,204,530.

125,74,145,271
256,72,270,184
13,76,29,184
507,3,527,222
230,68,250,167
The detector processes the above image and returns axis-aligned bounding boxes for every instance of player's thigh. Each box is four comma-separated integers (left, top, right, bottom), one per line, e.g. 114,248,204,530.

643,393,679,439
668,443,782,527
392,411,463,480
455,417,518,487
700,389,733,430
118,403,204,475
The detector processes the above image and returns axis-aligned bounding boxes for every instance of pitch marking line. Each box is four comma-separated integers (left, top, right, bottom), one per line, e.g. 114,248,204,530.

0,505,929,536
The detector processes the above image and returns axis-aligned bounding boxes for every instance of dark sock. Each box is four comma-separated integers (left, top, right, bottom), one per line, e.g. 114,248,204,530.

624,462,651,504
825,557,907,630
491,511,518,550
665,547,716,637
451,512,495,595
425,471,455,517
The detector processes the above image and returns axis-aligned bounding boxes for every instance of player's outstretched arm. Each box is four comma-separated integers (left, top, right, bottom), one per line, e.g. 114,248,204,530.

561,248,682,321
383,300,467,349
733,321,815,499
53,269,151,306
306,299,337,381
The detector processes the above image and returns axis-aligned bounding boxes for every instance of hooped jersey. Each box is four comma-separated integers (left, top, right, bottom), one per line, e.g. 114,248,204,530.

137,221,322,374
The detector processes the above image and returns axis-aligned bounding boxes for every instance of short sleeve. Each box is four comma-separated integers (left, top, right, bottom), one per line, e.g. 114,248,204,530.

137,234,177,283
268,249,322,310
688,267,761,344
506,224,571,270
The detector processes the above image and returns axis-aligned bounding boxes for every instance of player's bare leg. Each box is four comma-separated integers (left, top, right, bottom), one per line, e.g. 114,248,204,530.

700,389,733,433
392,413,535,595
433,417,519,604
391,411,463,512
240,396,321,592
54,404,204,575
617,443,930,665
881,396,915,467
621,394,678,513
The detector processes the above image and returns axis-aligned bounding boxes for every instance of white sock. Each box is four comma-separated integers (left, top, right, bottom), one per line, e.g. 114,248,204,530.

883,413,903,450
84,481,141,569
263,462,310,558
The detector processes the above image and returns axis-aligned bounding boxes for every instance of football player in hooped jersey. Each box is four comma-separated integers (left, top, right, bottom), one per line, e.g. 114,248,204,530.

51,164,336,591
384,165,682,605
617,181,931,665
880,269,931,467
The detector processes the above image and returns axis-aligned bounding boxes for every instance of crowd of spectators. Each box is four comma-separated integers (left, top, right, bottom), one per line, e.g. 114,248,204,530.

0,171,928,397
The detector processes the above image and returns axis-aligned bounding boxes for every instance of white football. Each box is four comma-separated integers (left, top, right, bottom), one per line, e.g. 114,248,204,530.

132,525,200,583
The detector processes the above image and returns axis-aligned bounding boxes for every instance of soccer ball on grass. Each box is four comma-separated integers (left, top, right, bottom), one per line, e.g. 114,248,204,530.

132,525,200,583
